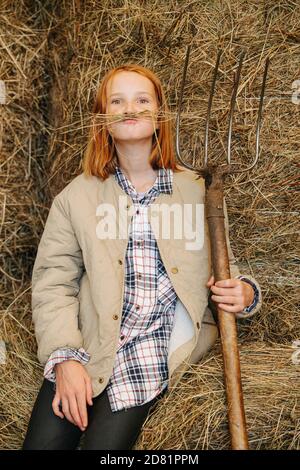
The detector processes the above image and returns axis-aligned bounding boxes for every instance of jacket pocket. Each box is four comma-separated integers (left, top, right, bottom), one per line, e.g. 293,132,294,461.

78,271,100,350
190,311,219,365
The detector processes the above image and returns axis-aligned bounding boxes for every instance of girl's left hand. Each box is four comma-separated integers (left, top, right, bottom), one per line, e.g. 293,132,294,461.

206,275,254,314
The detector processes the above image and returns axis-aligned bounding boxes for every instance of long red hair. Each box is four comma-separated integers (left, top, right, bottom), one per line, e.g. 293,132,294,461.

82,63,183,180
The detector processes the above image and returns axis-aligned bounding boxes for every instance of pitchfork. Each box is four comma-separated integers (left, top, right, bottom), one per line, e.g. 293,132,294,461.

175,45,269,450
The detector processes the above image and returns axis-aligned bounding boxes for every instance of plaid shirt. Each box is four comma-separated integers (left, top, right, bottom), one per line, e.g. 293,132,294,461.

43,165,259,412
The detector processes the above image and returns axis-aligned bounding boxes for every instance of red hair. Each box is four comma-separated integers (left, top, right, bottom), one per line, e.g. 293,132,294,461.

82,63,183,180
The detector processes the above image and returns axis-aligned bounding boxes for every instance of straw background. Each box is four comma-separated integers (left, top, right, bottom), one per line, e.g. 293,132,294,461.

0,0,299,450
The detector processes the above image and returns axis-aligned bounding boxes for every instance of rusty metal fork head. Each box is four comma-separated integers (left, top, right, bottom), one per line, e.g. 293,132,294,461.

175,45,270,179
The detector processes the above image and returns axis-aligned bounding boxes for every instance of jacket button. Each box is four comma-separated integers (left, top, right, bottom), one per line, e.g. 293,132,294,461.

118,259,123,265
196,322,200,329
171,267,178,274
113,314,118,320
98,377,104,383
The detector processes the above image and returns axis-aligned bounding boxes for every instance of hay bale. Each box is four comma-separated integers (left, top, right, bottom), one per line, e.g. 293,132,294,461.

0,0,49,294
0,297,43,450
0,0,48,450
135,341,300,450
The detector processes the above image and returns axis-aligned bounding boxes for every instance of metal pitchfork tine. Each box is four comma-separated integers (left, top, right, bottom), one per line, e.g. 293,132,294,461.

175,45,269,450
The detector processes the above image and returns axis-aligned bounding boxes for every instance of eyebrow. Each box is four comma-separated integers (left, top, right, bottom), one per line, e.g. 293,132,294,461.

109,91,153,97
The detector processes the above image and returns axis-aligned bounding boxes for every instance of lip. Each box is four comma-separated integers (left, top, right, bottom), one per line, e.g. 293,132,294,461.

122,119,138,124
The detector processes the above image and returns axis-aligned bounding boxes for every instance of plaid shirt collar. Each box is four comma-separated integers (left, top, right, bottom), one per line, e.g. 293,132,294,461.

114,164,173,198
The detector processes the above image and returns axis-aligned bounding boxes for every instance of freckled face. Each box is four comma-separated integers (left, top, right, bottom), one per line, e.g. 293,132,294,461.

105,71,160,142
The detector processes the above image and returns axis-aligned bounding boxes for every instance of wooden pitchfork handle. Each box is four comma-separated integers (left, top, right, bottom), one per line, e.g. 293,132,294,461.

175,44,269,449
205,167,248,449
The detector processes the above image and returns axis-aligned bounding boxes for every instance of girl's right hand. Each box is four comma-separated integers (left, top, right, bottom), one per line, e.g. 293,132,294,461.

52,360,93,431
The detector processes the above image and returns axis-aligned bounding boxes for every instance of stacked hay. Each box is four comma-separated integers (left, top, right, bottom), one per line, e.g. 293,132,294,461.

0,1,49,285
0,0,49,449
135,341,300,450
0,0,299,449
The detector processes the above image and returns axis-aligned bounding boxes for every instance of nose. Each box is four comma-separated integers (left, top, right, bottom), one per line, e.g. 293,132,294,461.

124,101,137,116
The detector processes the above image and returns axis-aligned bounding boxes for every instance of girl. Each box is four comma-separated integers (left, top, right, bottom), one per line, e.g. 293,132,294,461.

22,63,262,450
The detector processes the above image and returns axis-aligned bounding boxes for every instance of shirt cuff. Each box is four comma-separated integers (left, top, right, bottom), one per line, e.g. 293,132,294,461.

43,347,91,384
235,275,262,318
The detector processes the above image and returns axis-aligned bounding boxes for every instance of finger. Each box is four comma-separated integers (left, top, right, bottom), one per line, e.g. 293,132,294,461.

76,391,88,430
211,295,238,304
85,376,94,407
211,285,240,296
69,394,85,430
215,279,240,288
206,275,214,287
61,397,77,427
217,303,244,313
52,393,64,419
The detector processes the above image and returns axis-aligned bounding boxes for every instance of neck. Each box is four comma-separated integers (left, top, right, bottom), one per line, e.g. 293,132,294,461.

114,138,156,181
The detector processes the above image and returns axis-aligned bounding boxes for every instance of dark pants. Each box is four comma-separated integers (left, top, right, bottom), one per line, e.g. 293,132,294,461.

22,378,167,450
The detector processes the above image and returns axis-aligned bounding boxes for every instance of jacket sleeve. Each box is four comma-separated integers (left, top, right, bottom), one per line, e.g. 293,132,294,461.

223,197,262,319
31,193,85,366
44,347,90,383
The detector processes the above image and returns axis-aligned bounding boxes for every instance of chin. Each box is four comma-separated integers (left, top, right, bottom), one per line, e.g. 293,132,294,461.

110,130,156,142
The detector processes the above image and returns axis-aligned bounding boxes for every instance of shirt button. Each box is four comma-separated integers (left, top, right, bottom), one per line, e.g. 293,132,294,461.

113,314,119,320
118,259,123,265
98,377,104,383
196,322,200,329
126,204,130,210
137,273,142,279
120,335,125,340
135,305,140,311
136,209,140,215
171,267,178,274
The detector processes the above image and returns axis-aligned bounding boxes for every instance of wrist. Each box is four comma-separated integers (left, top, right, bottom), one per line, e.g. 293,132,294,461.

244,282,255,307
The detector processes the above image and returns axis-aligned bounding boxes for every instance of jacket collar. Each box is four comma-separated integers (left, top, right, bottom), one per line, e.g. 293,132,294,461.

114,165,173,198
